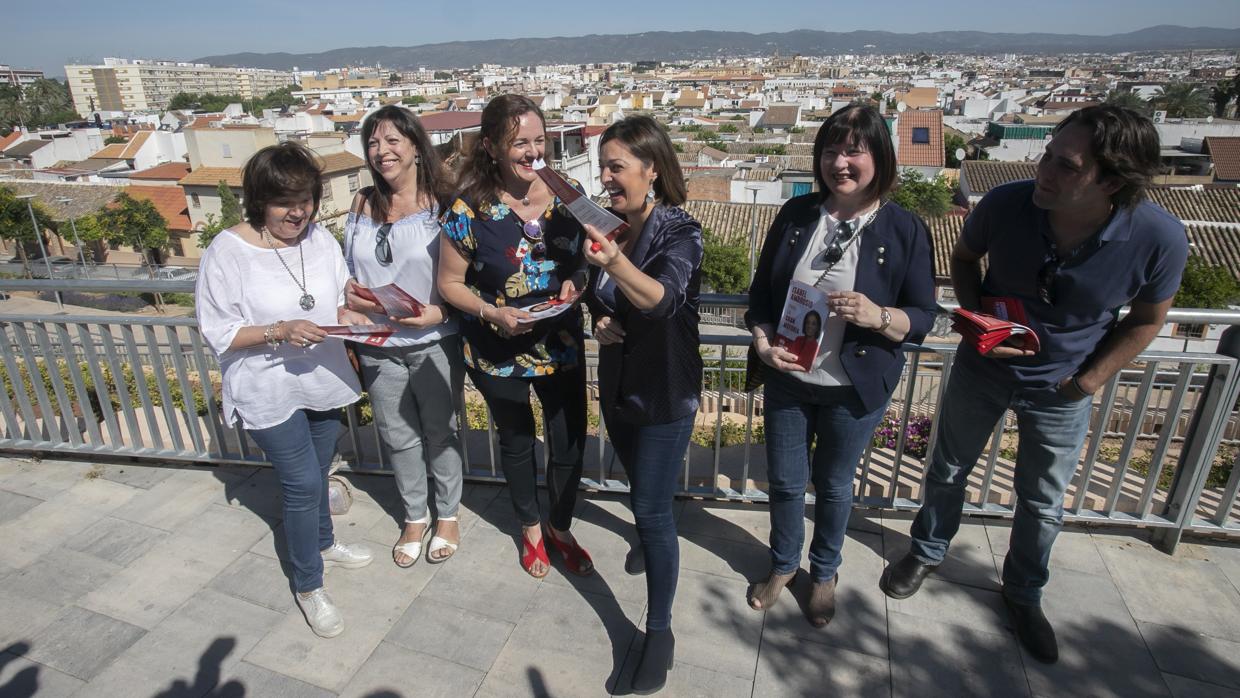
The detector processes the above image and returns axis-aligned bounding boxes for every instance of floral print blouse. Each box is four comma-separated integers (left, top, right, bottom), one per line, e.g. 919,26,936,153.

441,185,586,377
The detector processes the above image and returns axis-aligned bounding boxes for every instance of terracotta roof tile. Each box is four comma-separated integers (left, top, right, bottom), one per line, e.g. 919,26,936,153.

125,185,193,232
318,151,365,175
130,162,191,181
91,143,128,159
1205,137,1240,182
896,109,945,168
0,131,22,152
0,181,123,219
1147,186,1240,224
681,199,781,247
178,167,243,188
418,111,483,132
959,161,1038,197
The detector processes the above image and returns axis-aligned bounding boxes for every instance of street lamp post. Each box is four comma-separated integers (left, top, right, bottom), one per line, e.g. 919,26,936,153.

56,197,89,275
16,194,62,309
744,184,762,281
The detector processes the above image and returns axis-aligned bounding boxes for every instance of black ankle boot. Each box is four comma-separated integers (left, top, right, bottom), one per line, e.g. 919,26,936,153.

632,627,674,695
880,553,939,599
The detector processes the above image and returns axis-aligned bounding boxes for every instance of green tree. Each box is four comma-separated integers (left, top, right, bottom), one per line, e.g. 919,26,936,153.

402,95,426,106
1153,84,1212,119
22,79,74,127
945,133,966,168
889,170,953,218
1175,256,1240,309
1104,88,1152,115
104,135,128,145
0,84,28,130
196,181,242,250
95,193,169,268
168,92,196,110
701,230,750,293
0,186,55,274
434,71,453,80
1211,77,1239,118
718,123,738,133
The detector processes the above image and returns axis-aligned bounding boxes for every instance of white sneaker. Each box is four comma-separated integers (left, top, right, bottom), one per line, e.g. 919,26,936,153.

321,541,373,569
296,587,344,638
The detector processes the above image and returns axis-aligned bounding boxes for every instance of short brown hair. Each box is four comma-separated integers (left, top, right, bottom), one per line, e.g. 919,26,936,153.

600,115,687,206
241,141,323,225
1054,105,1161,208
812,104,897,203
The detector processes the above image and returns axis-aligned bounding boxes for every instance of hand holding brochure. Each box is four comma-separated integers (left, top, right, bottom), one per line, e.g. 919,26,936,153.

951,296,1040,354
774,280,830,371
530,158,628,251
320,324,396,347
520,289,583,322
352,283,424,319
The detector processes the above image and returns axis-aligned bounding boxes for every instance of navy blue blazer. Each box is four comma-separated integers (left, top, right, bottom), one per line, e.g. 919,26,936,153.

586,205,704,426
745,194,938,413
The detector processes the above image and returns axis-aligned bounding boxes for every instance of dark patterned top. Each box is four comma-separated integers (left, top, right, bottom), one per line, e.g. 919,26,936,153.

441,186,586,377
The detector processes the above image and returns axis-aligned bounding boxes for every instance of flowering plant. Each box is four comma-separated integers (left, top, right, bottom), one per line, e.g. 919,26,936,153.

871,413,933,458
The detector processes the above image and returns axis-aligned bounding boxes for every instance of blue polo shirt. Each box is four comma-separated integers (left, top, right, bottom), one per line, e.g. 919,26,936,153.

958,180,1188,389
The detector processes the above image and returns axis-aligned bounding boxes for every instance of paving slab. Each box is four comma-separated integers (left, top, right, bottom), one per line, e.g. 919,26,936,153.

663,568,762,680
109,467,232,532
888,610,1029,698
475,581,641,697
0,548,122,607
677,529,770,583
217,660,337,698
81,588,283,697
678,499,769,547
884,576,1009,636
217,467,286,519
21,606,146,681
94,460,178,489
985,522,1111,578
0,587,61,648
78,503,270,629
386,595,515,672
538,510,651,606
244,546,426,693
1188,540,1240,597
0,489,41,525
0,459,94,500
1164,673,1240,698
0,652,85,698
612,651,754,698
338,641,486,698
0,477,137,569
881,512,999,591
1140,620,1240,691
208,551,297,613
62,514,168,566
754,634,891,697
1096,535,1240,643
416,524,544,625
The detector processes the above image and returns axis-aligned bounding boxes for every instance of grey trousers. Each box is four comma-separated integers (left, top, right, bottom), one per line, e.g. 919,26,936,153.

357,336,465,523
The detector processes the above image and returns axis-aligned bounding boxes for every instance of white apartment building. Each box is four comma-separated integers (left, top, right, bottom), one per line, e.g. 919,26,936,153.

65,58,294,116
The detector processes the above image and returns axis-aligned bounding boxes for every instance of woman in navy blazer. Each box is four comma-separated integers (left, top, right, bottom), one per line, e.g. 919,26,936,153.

584,116,702,695
745,104,937,627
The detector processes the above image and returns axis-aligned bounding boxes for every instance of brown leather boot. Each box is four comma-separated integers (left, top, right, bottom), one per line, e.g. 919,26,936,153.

748,569,797,610
806,574,838,627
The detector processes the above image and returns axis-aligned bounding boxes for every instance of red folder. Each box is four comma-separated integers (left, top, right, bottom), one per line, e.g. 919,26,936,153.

952,297,1040,354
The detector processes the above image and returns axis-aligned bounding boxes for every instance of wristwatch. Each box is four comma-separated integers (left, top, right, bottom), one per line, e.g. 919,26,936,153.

877,307,892,332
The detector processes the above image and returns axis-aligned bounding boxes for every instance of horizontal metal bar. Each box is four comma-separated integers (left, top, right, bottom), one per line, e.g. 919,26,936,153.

0,279,196,293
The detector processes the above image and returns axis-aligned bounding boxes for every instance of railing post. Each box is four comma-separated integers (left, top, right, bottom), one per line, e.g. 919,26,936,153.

1153,326,1240,554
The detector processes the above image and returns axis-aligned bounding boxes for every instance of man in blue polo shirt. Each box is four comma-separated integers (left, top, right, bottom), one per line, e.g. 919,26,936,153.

880,105,1188,664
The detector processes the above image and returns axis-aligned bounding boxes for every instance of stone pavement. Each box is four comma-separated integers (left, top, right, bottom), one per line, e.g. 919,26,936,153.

0,456,1238,697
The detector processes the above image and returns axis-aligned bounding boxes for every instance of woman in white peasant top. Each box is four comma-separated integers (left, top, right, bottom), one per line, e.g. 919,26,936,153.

195,142,373,639
342,105,466,569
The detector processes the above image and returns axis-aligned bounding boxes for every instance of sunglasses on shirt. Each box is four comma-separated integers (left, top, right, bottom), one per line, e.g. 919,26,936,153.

375,222,393,265
821,220,857,267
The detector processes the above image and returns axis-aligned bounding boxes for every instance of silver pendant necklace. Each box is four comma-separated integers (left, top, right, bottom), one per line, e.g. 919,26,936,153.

262,226,315,311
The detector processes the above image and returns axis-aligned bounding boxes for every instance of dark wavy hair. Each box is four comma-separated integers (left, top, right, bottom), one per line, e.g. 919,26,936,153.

812,104,897,203
454,94,545,205
1053,105,1161,208
600,115,687,206
361,105,451,220
241,141,322,225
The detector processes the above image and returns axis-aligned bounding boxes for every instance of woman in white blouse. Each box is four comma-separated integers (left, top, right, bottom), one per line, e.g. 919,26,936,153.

196,142,373,639
344,106,465,568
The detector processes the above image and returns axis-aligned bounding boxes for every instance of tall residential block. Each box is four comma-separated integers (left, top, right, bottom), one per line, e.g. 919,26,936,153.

64,58,294,116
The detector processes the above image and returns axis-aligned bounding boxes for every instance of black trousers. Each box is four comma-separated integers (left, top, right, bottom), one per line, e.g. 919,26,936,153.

469,365,586,530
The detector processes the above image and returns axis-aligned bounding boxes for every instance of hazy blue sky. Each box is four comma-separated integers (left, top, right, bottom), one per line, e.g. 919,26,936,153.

9,0,1238,76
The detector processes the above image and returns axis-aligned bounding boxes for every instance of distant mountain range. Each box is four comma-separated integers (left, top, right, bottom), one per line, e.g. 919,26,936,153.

194,26,1240,71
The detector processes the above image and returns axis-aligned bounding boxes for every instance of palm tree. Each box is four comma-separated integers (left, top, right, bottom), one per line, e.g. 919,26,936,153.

1104,89,1152,115
1152,84,1212,119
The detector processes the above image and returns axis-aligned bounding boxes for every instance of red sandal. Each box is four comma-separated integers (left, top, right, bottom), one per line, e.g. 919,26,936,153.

543,523,594,577
521,528,550,578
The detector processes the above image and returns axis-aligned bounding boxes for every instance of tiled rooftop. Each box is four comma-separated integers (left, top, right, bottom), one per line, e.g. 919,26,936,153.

2,455,1237,696
896,109,945,169
1205,137,1240,182
126,185,193,232
178,167,243,188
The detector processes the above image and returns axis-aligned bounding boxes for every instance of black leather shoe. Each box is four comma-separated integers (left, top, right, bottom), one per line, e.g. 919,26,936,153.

880,553,938,599
1003,595,1058,664
631,628,675,695
625,543,645,575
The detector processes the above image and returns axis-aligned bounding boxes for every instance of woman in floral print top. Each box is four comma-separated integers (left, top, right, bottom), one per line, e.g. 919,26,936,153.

438,94,592,580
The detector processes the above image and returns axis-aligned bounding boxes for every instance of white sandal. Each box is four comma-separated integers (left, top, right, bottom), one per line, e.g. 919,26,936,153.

426,516,459,564
392,517,429,569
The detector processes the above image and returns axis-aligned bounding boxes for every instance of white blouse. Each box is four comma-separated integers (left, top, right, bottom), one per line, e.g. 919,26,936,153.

344,208,457,347
789,208,866,387
195,224,362,430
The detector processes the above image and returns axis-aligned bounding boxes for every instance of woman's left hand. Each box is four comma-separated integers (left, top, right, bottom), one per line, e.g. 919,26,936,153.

582,224,620,269
393,304,446,329
337,308,371,326
829,291,883,329
558,278,578,301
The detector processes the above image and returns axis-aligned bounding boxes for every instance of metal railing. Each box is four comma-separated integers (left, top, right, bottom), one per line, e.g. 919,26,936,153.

0,282,1237,552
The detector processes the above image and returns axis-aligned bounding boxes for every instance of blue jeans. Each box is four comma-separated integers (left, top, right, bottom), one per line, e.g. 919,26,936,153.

764,374,887,583
607,412,696,632
909,356,1093,605
247,408,345,593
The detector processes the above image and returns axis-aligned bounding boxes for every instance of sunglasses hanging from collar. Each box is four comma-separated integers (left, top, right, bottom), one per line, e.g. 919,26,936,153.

810,204,882,289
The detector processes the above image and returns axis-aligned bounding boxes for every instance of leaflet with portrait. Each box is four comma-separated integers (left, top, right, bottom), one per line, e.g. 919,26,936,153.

774,280,830,371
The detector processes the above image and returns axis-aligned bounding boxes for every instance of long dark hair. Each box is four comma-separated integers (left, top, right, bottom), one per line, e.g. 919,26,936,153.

600,115,687,206
361,105,450,221
454,94,545,205
812,104,897,203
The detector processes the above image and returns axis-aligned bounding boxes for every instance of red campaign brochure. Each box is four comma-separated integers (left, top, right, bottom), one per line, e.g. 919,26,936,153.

951,296,1040,354
530,158,628,251
773,280,830,371
321,324,396,347
353,283,424,319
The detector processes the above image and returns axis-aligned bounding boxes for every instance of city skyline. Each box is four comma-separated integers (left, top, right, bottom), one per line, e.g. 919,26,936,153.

7,0,1239,77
